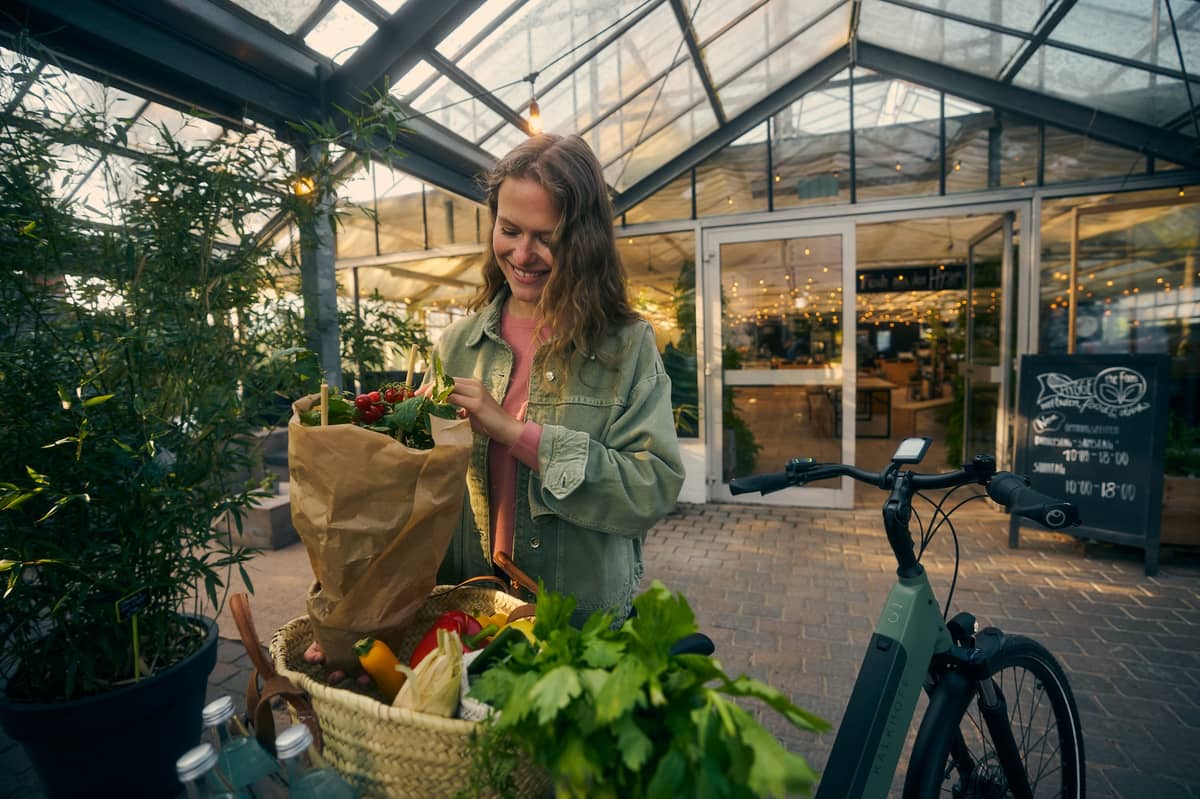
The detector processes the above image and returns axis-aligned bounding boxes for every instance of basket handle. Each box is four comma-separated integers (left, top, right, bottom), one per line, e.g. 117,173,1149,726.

230,592,323,754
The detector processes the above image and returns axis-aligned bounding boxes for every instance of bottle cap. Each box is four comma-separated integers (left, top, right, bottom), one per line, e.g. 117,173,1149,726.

275,724,314,760
202,695,236,727
176,742,219,781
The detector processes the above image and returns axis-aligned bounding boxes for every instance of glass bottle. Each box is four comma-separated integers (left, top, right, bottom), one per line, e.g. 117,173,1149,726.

275,724,358,799
175,742,236,799
202,695,281,798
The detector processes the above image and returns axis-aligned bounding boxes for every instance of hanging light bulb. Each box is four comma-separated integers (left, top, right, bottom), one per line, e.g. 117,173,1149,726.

527,73,543,135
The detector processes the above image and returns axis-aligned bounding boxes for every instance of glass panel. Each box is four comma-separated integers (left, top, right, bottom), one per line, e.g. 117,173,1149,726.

889,0,1045,33
425,185,485,247
537,4,683,138
1053,0,1192,73
601,65,715,192
684,0,759,44
1037,188,1200,478
1038,187,1200,357
771,71,852,210
126,102,224,151
713,4,851,119
1014,45,1189,126
696,125,768,217
374,166,426,252
963,225,1005,462
854,78,941,201
18,63,142,129
479,124,528,158
445,1,652,114
227,0,324,34
389,60,438,103
73,155,141,224
623,170,693,223
721,234,846,476
373,0,410,13
405,74,506,142
1043,125,1149,184
857,4,1025,77
618,231,700,438
944,108,1039,193
304,2,377,65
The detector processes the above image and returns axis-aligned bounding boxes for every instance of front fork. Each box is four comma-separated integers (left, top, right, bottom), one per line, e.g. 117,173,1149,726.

934,619,1034,799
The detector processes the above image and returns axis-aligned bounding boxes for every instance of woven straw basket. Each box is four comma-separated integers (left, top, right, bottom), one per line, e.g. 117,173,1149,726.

270,585,551,799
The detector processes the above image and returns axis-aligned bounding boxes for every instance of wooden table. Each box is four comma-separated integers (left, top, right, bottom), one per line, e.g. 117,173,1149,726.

830,377,898,438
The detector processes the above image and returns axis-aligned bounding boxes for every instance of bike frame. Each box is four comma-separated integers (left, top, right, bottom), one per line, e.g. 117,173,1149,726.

815,470,954,799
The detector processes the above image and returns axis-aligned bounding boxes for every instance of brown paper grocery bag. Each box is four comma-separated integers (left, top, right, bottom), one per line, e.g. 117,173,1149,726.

287,394,472,671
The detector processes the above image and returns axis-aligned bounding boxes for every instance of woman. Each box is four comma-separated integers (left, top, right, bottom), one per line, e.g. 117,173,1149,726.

433,133,684,624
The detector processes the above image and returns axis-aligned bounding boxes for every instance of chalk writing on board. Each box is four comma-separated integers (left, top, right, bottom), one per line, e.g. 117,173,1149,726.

1034,366,1150,418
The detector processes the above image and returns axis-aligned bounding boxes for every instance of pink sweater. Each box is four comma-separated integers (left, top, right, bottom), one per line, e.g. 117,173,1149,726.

488,310,543,559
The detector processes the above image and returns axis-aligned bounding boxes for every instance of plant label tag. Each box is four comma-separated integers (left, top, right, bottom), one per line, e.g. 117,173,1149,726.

114,588,149,622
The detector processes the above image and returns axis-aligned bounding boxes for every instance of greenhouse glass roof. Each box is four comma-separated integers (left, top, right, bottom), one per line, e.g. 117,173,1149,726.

2,0,1198,213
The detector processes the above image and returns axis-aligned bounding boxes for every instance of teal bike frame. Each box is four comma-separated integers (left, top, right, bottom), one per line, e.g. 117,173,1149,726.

814,470,952,799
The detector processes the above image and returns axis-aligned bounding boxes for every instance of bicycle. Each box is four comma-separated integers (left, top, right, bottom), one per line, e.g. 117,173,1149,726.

729,436,1086,799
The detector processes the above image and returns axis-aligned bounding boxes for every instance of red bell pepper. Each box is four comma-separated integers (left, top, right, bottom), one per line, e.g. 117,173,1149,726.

409,610,490,668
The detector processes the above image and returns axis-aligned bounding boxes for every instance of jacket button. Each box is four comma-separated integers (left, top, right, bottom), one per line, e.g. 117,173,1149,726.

529,537,541,549
544,370,555,382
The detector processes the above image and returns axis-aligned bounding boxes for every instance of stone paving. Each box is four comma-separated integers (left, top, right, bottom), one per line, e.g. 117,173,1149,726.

4,498,1199,798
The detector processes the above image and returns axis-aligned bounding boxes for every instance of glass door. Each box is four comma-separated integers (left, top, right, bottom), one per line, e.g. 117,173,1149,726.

703,219,856,507
962,213,1014,463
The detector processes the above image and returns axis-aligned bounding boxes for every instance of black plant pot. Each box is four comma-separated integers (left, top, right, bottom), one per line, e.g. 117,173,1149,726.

0,615,219,799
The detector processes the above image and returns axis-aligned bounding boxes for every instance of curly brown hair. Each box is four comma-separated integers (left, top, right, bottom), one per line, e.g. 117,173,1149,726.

471,134,638,364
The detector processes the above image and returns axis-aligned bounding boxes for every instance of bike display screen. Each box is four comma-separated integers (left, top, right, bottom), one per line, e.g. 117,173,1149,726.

892,436,932,464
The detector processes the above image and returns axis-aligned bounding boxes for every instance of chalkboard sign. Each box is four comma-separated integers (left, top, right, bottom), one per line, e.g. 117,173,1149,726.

1011,354,1170,575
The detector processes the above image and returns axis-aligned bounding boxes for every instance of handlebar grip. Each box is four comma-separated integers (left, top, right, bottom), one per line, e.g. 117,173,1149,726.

729,471,791,495
987,472,1080,530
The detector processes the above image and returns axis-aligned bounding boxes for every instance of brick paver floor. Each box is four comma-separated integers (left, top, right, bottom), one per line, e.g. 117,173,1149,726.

4,498,1198,798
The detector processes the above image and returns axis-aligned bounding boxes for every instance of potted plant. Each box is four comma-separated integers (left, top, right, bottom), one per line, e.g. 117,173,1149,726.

0,49,300,796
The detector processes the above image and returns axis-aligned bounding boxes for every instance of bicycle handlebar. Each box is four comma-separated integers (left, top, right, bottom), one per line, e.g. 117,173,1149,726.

728,458,1080,531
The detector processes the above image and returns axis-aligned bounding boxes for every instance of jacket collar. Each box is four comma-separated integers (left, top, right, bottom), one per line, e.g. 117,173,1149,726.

464,288,509,347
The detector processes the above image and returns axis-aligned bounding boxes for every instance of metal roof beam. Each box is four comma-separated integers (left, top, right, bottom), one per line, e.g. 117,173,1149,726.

669,0,726,126
614,46,850,215
857,42,1200,168
0,0,321,127
424,49,535,135
328,0,483,103
999,0,1077,83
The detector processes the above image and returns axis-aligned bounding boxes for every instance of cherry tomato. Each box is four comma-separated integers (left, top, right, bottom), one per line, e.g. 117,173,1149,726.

367,390,382,403
361,406,383,424
354,394,372,411
383,387,401,404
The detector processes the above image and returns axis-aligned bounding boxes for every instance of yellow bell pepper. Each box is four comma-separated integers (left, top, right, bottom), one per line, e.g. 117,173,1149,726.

503,617,536,642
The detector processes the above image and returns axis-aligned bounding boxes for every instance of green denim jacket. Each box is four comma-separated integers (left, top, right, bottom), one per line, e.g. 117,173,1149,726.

433,290,685,623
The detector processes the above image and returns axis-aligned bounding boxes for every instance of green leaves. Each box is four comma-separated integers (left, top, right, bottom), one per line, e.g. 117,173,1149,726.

464,580,828,798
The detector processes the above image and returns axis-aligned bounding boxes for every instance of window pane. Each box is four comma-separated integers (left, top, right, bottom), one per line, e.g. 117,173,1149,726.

696,125,768,217
227,0,324,34
425,185,484,248
1014,45,1189,126
1043,126,1148,184
624,171,694,224
890,0,1045,33
944,108,1039,193
857,4,1025,77
711,3,851,119
617,231,700,438
1053,0,1193,74
405,74,506,142
854,77,941,201
772,71,852,210
374,166,426,252
1037,183,1200,453
304,2,376,65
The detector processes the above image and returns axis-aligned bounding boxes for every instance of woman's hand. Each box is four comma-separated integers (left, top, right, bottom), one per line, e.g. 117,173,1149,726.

438,376,524,446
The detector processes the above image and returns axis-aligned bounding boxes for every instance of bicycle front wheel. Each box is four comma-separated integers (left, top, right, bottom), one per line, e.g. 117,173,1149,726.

904,632,1085,799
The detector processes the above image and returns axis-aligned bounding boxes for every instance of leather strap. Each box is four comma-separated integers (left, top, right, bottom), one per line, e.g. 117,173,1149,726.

493,551,539,597
230,592,323,754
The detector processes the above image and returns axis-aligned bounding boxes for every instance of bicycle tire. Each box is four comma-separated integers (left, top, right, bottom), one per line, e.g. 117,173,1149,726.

903,632,1085,799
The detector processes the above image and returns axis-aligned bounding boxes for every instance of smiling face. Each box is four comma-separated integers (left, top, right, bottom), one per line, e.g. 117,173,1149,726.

492,177,560,318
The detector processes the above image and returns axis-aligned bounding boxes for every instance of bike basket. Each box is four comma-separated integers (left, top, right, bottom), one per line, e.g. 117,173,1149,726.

269,584,549,799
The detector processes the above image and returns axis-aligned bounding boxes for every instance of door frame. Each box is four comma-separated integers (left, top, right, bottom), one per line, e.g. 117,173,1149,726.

702,217,857,508
964,211,1016,465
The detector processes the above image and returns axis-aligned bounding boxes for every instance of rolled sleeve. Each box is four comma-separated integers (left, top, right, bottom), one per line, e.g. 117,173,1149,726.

538,424,590,498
